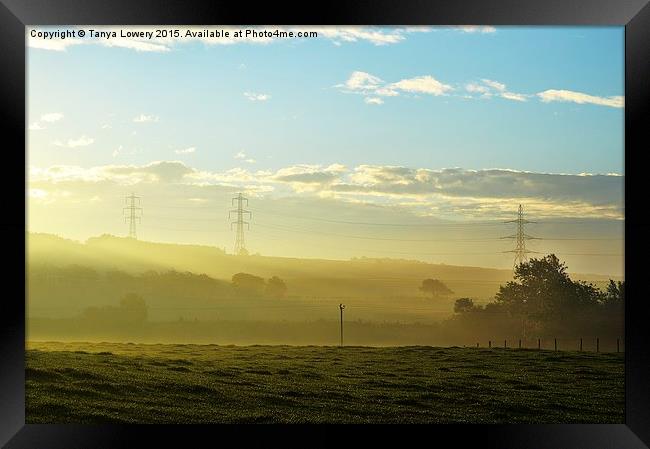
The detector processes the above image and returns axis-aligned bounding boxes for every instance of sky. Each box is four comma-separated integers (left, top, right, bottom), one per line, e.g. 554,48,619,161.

26,26,625,276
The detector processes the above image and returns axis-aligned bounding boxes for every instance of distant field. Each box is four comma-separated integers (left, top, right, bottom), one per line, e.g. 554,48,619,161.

26,342,624,424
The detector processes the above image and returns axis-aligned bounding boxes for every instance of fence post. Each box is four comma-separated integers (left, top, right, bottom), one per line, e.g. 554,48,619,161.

554,338,557,352
476,342,479,348
518,339,521,349
596,337,599,353
538,338,540,350
504,339,507,349
580,338,583,352
617,338,620,353
489,340,491,348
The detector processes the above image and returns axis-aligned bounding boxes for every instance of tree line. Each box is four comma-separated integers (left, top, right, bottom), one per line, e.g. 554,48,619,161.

446,255,624,338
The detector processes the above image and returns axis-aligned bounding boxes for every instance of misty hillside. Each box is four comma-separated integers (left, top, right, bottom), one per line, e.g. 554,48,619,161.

27,233,620,302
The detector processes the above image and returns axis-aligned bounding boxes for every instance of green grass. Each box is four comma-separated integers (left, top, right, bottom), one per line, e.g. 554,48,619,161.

26,342,624,423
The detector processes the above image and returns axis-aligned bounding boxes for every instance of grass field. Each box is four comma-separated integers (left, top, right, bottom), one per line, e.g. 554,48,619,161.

26,341,624,424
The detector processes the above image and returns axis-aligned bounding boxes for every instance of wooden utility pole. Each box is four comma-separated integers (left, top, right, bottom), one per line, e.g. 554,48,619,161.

339,304,345,347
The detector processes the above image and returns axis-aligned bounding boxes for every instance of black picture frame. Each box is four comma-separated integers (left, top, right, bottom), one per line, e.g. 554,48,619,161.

2,0,648,447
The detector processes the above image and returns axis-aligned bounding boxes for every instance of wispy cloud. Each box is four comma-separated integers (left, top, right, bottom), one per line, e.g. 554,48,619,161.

312,27,433,46
391,76,453,96
244,92,271,102
465,79,528,102
112,145,123,158
28,112,65,131
340,72,622,109
338,71,452,104
41,112,64,123
342,71,383,91
454,26,497,34
133,114,159,123
175,147,196,154
364,97,384,105
234,151,256,163
52,135,94,148
537,89,624,108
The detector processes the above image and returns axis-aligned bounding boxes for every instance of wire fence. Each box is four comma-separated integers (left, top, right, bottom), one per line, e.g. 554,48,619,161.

475,336,623,353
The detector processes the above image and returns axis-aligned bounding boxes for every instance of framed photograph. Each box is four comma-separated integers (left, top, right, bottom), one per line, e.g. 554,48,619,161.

2,0,649,447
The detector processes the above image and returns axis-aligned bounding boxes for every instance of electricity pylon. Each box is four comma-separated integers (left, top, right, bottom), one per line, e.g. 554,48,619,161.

123,193,142,239
229,193,251,255
502,204,538,267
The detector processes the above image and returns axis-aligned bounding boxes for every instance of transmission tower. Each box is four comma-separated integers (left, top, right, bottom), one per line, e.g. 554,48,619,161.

123,193,142,239
229,193,251,255
502,204,538,267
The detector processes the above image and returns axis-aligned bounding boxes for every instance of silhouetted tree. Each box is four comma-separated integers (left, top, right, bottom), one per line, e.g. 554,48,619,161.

419,278,454,298
604,279,625,304
81,292,147,324
454,298,475,313
266,276,287,298
495,254,603,321
232,272,266,294
119,292,148,323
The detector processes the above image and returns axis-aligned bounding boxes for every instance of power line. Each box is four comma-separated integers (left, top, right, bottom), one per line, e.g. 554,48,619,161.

255,223,502,242
254,208,504,227
253,222,621,243
253,208,623,227
135,226,623,257
143,217,621,242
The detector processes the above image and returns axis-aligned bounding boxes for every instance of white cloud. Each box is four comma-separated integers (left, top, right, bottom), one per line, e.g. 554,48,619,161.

272,163,348,185
455,26,497,34
340,73,620,109
101,124,112,129
342,71,383,91
500,92,527,102
537,89,624,108
481,79,506,91
338,71,452,103
30,160,194,186
233,151,256,163
465,83,491,95
112,145,123,158
28,36,84,51
133,114,159,123
390,75,453,96
28,160,623,220
464,79,527,102
374,87,399,97
364,97,384,105
102,39,169,52
53,135,94,148
314,27,408,46
29,112,65,131
40,112,64,123
175,147,196,154
244,92,271,102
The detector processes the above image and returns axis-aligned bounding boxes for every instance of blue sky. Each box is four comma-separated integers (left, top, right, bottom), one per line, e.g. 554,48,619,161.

26,26,625,275
28,26,623,173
